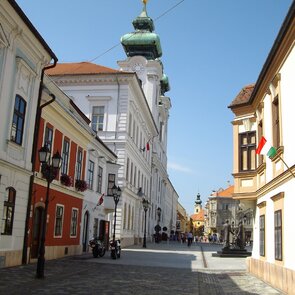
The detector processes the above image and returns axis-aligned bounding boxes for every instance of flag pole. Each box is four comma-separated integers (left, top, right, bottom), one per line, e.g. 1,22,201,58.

278,155,295,178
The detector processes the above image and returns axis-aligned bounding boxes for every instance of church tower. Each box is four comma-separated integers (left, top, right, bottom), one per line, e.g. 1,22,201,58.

194,193,202,214
120,0,162,60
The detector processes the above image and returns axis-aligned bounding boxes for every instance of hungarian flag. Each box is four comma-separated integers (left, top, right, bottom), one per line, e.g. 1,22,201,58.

256,136,277,159
146,142,150,151
97,193,104,206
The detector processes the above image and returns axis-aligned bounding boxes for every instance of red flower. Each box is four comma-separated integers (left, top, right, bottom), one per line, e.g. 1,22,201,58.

75,179,88,192
60,174,73,187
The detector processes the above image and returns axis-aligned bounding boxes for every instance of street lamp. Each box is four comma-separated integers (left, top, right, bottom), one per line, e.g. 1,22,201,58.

36,146,62,279
142,198,150,248
111,184,121,242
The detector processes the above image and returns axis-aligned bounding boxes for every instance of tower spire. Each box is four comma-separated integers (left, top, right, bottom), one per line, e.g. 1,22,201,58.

121,0,162,60
142,0,148,11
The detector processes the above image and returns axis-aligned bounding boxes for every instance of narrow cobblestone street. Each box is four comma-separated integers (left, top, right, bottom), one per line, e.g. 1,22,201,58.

0,242,283,294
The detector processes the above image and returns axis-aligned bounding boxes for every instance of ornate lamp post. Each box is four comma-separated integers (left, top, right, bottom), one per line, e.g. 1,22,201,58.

36,146,62,279
111,184,121,242
142,198,150,248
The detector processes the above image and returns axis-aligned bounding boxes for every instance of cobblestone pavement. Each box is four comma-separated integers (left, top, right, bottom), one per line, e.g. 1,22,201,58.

0,242,284,295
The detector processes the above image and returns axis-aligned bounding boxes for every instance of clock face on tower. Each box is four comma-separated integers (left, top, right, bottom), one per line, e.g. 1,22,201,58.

132,63,144,73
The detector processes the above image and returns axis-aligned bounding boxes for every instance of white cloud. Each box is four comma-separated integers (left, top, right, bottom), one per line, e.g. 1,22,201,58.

167,162,193,173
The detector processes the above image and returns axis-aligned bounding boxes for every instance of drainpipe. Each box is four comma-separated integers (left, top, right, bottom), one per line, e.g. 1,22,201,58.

22,58,58,265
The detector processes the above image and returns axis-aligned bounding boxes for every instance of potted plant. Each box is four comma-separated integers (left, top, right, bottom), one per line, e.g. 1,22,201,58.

75,179,88,192
60,174,73,187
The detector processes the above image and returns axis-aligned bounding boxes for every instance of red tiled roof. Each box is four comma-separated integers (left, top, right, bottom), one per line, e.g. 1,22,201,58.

191,209,204,222
46,62,122,76
216,185,234,198
228,83,255,108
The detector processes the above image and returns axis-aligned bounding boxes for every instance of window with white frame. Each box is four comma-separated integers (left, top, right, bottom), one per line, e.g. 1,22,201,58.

44,126,53,153
54,205,64,237
126,158,129,183
274,210,282,260
272,95,280,148
128,113,132,136
76,149,83,180
107,174,115,196
11,95,26,145
87,160,94,190
97,166,103,193
91,106,104,132
70,208,78,237
1,187,16,235
61,139,70,175
123,203,127,229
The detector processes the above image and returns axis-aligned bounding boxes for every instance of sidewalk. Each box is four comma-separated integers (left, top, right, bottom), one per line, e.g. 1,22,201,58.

115,241,250,270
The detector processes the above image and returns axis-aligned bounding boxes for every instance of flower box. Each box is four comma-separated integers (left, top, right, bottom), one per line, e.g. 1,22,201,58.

75,179,88,192
60,174,73,187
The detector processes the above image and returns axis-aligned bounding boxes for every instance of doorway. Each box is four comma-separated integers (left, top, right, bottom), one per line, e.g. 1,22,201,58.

31,206,44,258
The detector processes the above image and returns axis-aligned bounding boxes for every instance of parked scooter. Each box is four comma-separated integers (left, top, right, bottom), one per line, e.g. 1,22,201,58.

110,240,121,259
89,237,106,258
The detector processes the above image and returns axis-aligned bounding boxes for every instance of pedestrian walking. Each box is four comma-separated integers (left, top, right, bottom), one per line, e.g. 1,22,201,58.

187,232,193,247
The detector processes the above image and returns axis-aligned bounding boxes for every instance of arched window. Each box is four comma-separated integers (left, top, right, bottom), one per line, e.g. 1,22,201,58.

2,187,16,235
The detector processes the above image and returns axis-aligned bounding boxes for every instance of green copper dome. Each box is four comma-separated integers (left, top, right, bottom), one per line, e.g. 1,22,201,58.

160,74,170,95
121,2,162,60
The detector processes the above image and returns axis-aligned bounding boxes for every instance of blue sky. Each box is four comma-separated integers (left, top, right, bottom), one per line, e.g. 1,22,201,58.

16,0,292,215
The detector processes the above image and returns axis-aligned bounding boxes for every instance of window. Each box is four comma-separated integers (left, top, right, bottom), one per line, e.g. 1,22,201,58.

130,162,133,186
11,95,26,145
222,204,229,210
61,139,70,175
128,114,132,136
126,158,129,182
91,106,104,132
123,203,127,229
76,149,83,180
87,160,94,190
70,208,78,237
107,174,115,196
54,205,64,237
159,122,164,142
239,131,256,172
134,166,137,188
274,210,282,260
272,96,280,148
1,187,16,235
44,126,53,153
97,166,103,193
259,215,265,256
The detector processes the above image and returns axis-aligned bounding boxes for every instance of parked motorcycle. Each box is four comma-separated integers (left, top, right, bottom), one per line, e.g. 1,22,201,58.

89,238,106,258
110,239,121,259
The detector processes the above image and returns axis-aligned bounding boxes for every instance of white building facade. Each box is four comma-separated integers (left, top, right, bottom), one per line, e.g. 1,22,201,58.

47,3,178,246
0,0,57,267
229,3,295,292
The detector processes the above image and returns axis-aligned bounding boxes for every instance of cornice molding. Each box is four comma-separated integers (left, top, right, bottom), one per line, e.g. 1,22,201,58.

271,192,284,202
257,201,266,208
